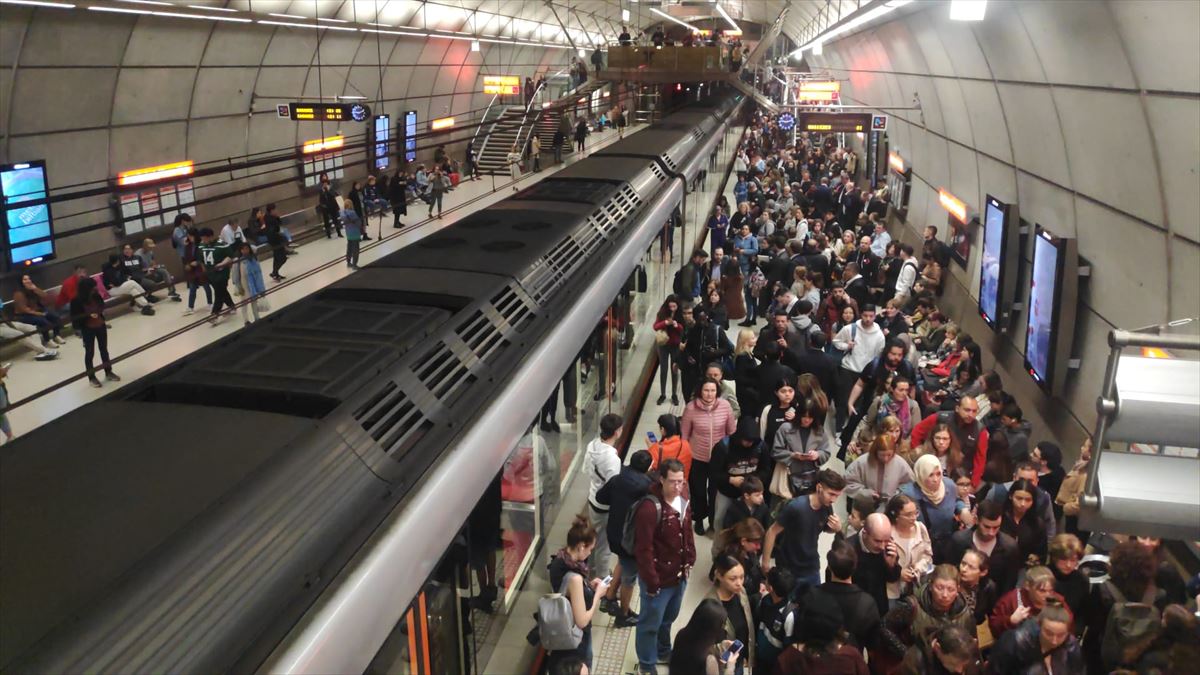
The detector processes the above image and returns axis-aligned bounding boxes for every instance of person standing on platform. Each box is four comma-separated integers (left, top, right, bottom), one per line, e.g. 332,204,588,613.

70,276,121,388
682,377,737,536
554,126,566,164
427,168,451,219
231,241,267,326
265,203,288,281
575,117,588,154
341,197,364,269
595,449,654,629
389,169,408,228
708,205,730,255
507,143,522,191
317,179,342,239
585,413,623,579
762,469,846,592
634,459,696,675
832,304,885,433
465,143,481,181
198,228,236,325
531,134,542,172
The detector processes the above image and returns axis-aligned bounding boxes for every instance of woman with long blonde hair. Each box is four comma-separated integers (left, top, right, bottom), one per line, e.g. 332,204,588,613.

733,328,760,420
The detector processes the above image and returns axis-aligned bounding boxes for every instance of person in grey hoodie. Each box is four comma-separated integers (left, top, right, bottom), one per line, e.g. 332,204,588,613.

998,401,1033,463
772,397,831,497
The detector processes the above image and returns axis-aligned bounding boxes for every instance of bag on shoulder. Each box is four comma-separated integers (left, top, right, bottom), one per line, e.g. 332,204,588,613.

538,572,584,651
620,494,661,556
1101,581,1162,670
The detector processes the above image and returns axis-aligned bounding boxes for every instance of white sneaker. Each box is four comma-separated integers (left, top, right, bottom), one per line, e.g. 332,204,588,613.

183,307,194,316
53,336,67,346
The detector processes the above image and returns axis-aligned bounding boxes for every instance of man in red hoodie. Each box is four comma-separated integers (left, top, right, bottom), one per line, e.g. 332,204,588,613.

911,396,989,487
633,459,696,674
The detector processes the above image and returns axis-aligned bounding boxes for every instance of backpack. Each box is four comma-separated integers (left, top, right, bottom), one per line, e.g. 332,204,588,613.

1101,581,1162,670
537,572,584,651
620,494,662,556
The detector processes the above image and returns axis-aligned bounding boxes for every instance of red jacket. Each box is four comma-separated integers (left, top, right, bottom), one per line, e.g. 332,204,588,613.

988,587,1073,639
55,273,80,309
911,412,988,487
633,481,696,595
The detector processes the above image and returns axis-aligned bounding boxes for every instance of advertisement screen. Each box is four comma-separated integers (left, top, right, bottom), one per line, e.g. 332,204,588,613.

1,161,55,266
979,197,1005,325
373,115,390,171
1026,230,1060,385
404,110,417,162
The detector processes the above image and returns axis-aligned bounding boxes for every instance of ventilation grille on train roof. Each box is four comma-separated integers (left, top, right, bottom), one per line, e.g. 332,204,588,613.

518,185,643,304
650,164,668,181
660,154,679,172
513,179,615,205
353,381,432,461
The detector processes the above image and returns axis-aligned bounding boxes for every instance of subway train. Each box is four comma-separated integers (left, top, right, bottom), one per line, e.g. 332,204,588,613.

0,90,745,674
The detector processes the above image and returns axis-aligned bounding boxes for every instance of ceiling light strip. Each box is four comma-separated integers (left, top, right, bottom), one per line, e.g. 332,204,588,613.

649,7,700,33
258,19,357,31
1,0,76,6
714,3,738,31
186,4,238,11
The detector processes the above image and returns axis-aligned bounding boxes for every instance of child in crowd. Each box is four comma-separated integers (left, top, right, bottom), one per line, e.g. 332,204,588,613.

755,567,799,673
723,475,771,530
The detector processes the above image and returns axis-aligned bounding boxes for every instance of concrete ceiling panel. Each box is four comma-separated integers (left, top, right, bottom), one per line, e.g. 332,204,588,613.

905,11,954,78
1016,172,1075,239
111,68,195,125
246,108,299,157
920,134,950,194
187,116,249,169
897,73,943,135
956,79,1011,164
968,0,1045,84
994,83,1070,187
1143,96,1200,244
1109,0,1200,94
302,66,350,98
946,141,980,213
7,129,105,193
1052,87,1161,225
0,7,31,68
122,20,211,67
1073,196,1167,328
1016,0,1136,90
10,68,118,135
1169,238,1200,320
344,65,384,101
110,121,188,176
874,21,923,75
201,23,272,66
253,66,309,104
931,77,972,147
387,38,428,65
262,26,319,65
19,11,132,67
928,13,989,80
352,34,398,65
976,153,1017,207
191,66,259,119
316,32,364,64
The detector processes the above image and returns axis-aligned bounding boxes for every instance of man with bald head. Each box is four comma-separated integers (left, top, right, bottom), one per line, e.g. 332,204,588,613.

845,511,902,614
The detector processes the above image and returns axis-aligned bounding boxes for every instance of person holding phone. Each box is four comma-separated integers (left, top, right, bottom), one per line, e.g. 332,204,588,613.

708,554,756,674
546,515,611,673
668,598,741,675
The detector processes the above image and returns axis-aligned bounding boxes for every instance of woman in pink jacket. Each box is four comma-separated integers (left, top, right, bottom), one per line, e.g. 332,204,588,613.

682,378,738,535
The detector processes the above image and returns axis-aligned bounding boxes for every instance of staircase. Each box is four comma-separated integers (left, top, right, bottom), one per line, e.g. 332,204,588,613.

476,107,528,174
532,109,573,161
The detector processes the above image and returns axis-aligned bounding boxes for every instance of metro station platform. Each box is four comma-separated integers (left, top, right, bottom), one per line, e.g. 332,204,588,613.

0,122,644,443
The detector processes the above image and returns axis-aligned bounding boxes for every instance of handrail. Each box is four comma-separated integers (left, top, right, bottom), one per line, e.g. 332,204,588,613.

470,93,500,152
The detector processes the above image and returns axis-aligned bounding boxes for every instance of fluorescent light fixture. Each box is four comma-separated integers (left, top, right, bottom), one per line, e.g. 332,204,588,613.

118,160,195,186
949,0,987,21
316,16,348,23
361,28,429,37
89,5,150,14
471,39,480,51
578,47,586,57
119,0,171,5
336,95,367,100
714,3,738,31
268,12,305,19
792,0,911,56
621,8,629,21
368,22,391,27
156,10,250,22
649,7,700,32
258,20,357,31
0,0,75,6
186,4,238,11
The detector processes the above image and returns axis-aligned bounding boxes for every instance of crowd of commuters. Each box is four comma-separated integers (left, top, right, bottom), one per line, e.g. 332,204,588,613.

542,108,1198,675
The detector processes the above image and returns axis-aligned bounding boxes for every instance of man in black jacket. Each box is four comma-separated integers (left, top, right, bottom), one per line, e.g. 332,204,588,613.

803,540,880,649
595,449,654,628
791,332,837,399
317,181,342,239
946,500,1021,593
846,512,902,615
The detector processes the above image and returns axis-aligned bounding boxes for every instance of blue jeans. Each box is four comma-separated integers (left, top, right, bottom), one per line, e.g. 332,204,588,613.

636,580,686,671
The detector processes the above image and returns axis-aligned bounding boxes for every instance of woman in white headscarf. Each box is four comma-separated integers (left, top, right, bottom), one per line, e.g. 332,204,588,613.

899,454,974,563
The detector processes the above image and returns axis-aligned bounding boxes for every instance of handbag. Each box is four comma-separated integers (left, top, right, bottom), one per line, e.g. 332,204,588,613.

654,329,670,346
769,462,793,500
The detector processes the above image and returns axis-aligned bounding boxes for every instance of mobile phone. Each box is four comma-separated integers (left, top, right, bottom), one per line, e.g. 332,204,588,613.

601,575,613,586
647,431,658,445
721,640,744,662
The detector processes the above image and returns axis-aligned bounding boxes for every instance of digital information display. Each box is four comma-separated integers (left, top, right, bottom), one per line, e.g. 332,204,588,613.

373,115,391,171
1026,229,1060,386
483,76,521,95
797,112,871,133
287,102,372,122
118,182,196,235
0,160,55,267
979,196,1005,325
404,110,417,162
